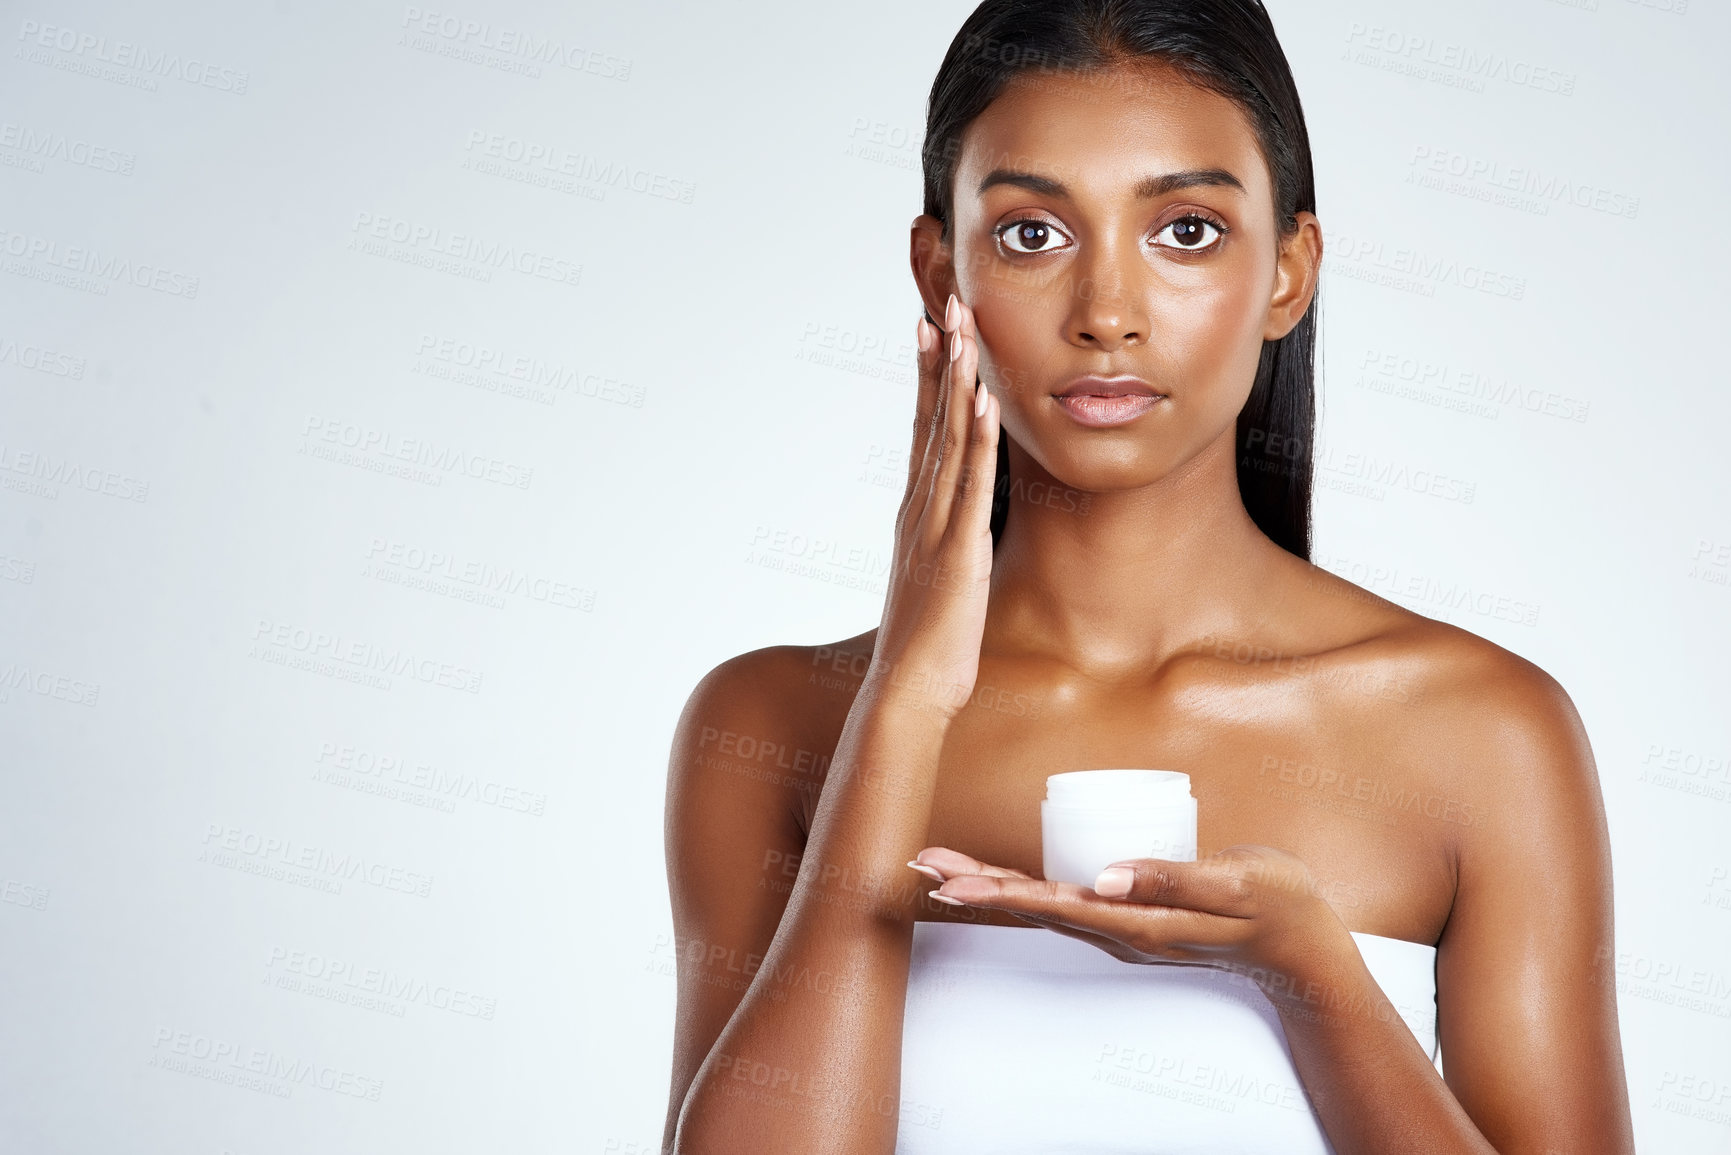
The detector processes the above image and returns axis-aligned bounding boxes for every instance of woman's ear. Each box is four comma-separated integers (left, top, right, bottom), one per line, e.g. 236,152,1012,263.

910,214,955,326
1263,211,1322,341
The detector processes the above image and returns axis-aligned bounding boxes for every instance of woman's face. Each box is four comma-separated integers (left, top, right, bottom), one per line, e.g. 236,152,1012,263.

919,60,1318,494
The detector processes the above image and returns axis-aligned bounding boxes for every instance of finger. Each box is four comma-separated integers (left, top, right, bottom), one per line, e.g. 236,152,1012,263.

922,872,1130,953
911,846,1034,883
1095,855,1260,919
900,316,941,505
899,313,945,526
925,296,978,529
1016,916,1218,968
993,906,1145,958
934,873,1237,957
945,359,999,549
907,294,962,533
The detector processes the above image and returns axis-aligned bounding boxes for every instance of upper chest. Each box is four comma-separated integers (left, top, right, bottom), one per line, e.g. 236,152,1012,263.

806,652,1464,943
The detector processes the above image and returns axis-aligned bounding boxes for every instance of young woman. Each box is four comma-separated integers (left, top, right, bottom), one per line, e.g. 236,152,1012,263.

662,2,1634,1151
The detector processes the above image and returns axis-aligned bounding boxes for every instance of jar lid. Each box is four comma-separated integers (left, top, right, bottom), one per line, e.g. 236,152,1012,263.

1044,768,1192,806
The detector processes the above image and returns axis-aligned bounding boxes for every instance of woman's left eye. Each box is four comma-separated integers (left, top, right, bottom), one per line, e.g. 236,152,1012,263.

1152,215,1226,251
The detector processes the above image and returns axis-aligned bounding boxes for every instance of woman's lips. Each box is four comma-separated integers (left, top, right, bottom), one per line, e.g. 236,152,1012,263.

1055,393,1164,427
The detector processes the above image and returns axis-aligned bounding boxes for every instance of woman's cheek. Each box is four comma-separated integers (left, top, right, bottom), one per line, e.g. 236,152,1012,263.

971,309,1037,406
1155,279,1260,381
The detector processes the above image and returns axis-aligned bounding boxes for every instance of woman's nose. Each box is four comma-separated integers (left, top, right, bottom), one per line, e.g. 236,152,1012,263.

1064,250,1149,351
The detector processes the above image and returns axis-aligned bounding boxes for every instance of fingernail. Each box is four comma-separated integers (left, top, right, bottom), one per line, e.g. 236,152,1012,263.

929,891,968,906
1094,866,1134,898
916,318,933,353
907,860,946,883
949,329,962,363
974,382,987,417
945,293,959,331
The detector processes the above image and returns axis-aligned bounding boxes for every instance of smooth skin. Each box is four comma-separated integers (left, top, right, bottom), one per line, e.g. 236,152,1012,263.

663,60,1633,1155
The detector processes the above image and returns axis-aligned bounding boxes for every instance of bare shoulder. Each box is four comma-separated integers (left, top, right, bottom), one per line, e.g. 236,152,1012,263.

667,629,878,809
675,629,877,736
663,628,879,927
1372,616,1591,781
1301,565,1600,820
1301,563,1584,730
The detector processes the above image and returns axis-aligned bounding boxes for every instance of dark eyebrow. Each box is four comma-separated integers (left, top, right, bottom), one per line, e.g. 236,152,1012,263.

975,167,1245,199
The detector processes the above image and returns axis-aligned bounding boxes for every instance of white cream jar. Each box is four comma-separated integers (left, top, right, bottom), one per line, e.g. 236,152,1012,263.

1040,769,1198,887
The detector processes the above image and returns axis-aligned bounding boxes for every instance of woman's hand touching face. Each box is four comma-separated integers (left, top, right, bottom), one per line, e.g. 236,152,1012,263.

906,843,1352,997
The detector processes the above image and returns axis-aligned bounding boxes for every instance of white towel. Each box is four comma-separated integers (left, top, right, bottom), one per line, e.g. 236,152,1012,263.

896,921,1440,1154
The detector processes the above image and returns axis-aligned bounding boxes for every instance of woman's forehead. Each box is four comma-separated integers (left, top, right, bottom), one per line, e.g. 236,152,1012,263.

954,62,1270,205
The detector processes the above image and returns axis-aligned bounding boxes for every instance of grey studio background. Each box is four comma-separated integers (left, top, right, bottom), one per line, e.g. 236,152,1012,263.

1,0,1727,1152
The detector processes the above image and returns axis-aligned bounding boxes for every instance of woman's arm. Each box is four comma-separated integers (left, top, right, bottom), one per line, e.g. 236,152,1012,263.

666,297,1001,1154
1435,664,1633,1151
661,649,954,1155
1244,661,1634,1154
658,645,824,1153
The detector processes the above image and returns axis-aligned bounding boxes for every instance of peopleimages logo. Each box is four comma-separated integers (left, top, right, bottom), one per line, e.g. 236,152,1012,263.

413,333,645,408
0,662,100,707
399,7,631,80
1407,146,1640,220
462,131,695,204
1322,229,1525,302
0,121,135,175
0,334,87,378
1342,22,1576,96
15,20,250,93
364,537,595,611
202,822,436,898
0,441,150,502
148,1027,383,1101
249,617,485,695
0,227,199,298
265,945,499,1019
349,212,581,287
301,416,534,490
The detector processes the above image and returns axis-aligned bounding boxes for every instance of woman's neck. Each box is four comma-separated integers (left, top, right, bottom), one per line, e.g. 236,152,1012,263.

984,430,1295,681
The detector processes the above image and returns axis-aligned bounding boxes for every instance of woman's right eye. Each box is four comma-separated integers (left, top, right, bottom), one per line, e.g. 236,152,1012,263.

996,219,1072,256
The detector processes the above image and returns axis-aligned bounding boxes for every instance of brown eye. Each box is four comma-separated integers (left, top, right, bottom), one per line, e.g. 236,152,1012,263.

1154,215,1225,251
996,219,1072,255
